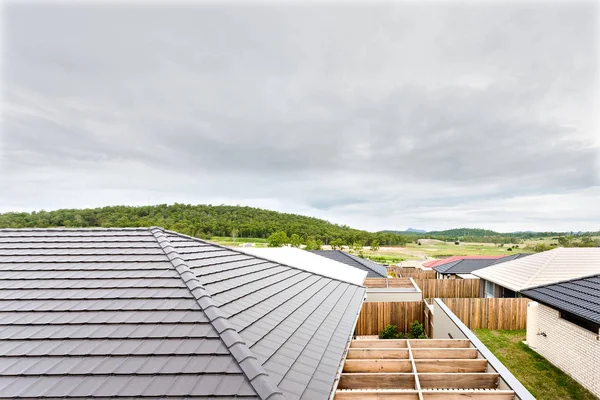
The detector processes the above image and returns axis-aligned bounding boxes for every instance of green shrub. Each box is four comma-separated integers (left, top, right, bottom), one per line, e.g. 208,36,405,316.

379,324,399,339
409,320,427,339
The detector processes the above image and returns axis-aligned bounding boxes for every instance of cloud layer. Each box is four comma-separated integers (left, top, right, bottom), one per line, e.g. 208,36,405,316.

1,1,599,232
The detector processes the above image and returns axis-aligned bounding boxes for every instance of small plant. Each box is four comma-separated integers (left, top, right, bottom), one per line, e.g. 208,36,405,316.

409,320,427,339
379,324,399,339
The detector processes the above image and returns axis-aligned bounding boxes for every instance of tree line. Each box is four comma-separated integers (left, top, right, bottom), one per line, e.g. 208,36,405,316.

1,204,596,248
0,204,412,246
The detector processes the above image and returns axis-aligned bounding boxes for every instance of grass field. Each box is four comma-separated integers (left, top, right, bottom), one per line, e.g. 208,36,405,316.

209,236,269,247
475,329,596,400
209,236,536,260
364,241,533,261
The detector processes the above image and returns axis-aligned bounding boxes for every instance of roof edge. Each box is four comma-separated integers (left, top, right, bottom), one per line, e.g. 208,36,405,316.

340,251,387,278
149,227,284,400
162,229,365,289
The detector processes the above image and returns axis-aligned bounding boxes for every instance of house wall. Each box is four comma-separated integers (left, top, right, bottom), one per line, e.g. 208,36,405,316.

532,304,600,397
480,279,513,298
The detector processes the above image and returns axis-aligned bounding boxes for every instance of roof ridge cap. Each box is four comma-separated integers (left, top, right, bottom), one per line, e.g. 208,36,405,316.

524,247,562,289
149,227,285,400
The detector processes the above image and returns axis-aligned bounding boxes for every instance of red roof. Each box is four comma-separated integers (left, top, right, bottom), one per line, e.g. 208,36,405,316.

422,255,503,269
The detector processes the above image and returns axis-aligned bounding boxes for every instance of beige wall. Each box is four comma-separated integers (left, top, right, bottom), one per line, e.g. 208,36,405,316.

532,304,600,397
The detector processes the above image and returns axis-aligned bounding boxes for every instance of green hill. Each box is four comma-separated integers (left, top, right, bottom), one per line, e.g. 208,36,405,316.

0,204,410,245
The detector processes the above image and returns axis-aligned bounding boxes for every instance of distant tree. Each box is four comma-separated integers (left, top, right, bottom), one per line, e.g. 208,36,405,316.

533,243,552,253
231,228,239,242
268,231,288,247
370,240,380,252
351,241,364,252
290,234,301,248
330,238,345,250
304,238,322,251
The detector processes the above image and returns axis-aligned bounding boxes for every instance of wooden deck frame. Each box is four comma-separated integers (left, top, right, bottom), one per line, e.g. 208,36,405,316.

335,390,516,400
335,339,515,399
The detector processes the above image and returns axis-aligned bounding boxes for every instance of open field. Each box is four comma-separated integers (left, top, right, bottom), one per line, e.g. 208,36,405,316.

475,329,596,400
362,241,534,261
209,236,536,261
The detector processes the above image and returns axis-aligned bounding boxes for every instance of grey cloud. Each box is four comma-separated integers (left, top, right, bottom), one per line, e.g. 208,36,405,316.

1,1,599,231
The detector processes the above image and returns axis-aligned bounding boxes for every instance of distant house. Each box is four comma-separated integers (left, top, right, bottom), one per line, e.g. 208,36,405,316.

422,255,502,270
522,275,600,397
474,248,599,298
432,254,528,280
308,250,423,301
309,250,388,278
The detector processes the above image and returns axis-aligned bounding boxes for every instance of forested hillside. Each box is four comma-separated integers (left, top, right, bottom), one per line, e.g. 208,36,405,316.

0,204,413,245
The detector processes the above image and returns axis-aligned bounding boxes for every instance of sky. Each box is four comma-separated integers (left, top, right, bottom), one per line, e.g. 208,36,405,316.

1,1,599,233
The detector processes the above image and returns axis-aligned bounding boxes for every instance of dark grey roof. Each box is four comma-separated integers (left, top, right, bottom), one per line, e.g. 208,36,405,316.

434,259,498,274
308,250,387,278
491,253,533,265
434,253,533,275
0,228,365,399
522,275,600,325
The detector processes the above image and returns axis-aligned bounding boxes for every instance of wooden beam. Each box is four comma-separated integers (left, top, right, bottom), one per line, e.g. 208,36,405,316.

335,390,515,400
335,390,419,400
343,359,412,373
351,340,407,348
408,339,471,348
338,373,415,389
411,348,478,359
422,390,515,400
406,339,424,400
415,359,488,373
347,348,409,359
418,373,500,389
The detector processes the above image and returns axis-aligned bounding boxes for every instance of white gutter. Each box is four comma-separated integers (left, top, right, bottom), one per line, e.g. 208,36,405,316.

328,292,367,400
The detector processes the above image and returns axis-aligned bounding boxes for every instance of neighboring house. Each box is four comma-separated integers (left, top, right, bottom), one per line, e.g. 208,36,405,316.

432,254,528,280
422,255,502,270
474,248,600,298
0,228,366,399
309,250,388,278
266,248,422,302
237,247,367,286
522,275,600,397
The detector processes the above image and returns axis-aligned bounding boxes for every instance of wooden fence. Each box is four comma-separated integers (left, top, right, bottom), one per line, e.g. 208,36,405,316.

439,298,530,330
355,297,530,336
364,278,415,288
413,279,481,299
386,265,436,279
356,301,425,336
387,267,436,279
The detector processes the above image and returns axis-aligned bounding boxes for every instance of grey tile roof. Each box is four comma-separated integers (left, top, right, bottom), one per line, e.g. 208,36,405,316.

434,254,532,275
309,250,387,278
522,275,600,325
0,228,366,399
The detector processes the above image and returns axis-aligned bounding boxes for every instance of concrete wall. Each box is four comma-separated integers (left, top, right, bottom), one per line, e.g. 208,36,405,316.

365,289,422,302
432,300,467,340
530,304,600,397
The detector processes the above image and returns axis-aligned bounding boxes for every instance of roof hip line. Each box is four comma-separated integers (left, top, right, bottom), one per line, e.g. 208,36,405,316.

149,227,285,400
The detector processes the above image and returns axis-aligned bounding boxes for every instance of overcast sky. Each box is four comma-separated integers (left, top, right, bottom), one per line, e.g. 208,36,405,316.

1,1,599,233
